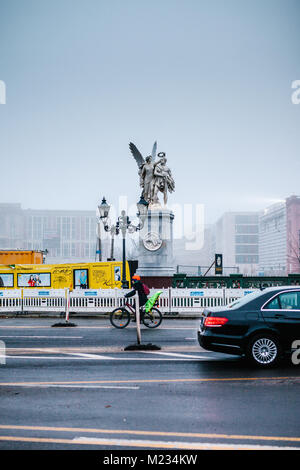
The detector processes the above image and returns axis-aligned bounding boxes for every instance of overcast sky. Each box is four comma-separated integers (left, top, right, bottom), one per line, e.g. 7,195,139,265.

0,0,299,226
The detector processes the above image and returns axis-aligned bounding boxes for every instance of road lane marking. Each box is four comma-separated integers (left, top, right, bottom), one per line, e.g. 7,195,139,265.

5,345,206,353
0,325,195,330
58,352,117,360
0,376,299,387
0,425,300,447
3,347,217,361
140,351,212,359
21,384,140,389
3,354,216,362
0,326,109,329
4,356,115,360
2,434,299,449
0,326,51,329
54,349,215,361
72,437,300,450
0,336,82,339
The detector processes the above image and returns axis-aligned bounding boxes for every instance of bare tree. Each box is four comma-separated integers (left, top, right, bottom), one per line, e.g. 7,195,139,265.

287,231,300,273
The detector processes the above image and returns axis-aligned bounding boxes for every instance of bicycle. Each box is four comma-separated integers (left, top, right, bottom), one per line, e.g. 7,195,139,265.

110,294,163,329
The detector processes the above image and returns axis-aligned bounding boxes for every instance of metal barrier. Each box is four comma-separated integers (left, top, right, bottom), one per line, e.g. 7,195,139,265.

0,289,22,312
170,288,224,313
69,289,135,313
70,289,115,313
0,287,259,317
156,288,258,315
22,289,66,313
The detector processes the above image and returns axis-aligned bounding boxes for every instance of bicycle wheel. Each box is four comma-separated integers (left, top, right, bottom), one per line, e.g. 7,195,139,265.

110,308,130,329
142,307,162,328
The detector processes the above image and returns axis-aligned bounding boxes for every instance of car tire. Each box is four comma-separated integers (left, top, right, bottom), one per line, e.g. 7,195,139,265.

245,333,282,368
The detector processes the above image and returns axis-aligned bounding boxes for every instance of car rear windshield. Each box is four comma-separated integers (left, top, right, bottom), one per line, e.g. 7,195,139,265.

227,290,264,309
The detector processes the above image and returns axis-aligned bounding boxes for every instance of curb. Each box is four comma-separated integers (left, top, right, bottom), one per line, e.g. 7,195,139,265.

0,313,201,320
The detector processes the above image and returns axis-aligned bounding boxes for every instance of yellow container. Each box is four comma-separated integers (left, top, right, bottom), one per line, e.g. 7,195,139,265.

0,250,43,265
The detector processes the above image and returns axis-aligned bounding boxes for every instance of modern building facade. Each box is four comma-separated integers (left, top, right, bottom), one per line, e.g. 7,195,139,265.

0,203,98,263
0,204,24,250
259,196,300,275
259,201,286,275
214,212,259,275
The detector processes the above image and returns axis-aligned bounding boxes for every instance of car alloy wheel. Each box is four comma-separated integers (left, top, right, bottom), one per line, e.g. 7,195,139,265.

252,338,278,364
247,334,281,367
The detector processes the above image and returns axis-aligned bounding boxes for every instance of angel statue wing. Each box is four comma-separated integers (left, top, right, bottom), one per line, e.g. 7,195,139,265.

129,142,144,168
151,141,157,161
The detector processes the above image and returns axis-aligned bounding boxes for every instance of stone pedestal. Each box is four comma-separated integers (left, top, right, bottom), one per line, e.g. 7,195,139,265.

136,207,175,277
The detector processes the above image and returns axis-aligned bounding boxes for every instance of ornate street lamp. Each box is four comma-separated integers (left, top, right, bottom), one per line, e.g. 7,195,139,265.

136,195,149,223
116,210,130,288
97,197,111,261
98,196,148,288
98,197,110,224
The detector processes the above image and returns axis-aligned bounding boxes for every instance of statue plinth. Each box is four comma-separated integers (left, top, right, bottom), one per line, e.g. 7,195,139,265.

136,207,175,277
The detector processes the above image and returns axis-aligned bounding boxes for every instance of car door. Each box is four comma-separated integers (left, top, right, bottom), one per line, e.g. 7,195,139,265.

261,290,300,348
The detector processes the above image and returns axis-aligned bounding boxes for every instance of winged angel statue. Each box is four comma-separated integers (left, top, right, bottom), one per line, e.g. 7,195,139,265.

129,141,175,206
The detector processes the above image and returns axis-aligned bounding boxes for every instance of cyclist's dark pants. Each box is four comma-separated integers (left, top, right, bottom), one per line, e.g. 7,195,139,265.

130,299,147,320
131,298,147,309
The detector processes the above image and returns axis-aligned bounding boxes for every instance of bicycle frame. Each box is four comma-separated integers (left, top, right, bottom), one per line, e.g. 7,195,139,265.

125,302,136,314
124,300,159,314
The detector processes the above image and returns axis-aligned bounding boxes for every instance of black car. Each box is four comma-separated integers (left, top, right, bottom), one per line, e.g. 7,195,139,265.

198,286,300,367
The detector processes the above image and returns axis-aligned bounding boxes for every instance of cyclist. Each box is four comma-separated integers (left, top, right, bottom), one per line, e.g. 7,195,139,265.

124,275,149,320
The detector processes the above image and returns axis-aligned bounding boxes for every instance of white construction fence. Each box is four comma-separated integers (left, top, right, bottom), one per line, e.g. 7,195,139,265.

0,287,259,318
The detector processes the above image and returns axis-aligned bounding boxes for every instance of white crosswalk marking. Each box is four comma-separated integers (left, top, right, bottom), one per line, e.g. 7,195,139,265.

5,349,219,361
140,351,213,359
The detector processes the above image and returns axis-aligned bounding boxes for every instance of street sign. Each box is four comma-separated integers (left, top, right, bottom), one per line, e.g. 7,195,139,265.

215,254,223,275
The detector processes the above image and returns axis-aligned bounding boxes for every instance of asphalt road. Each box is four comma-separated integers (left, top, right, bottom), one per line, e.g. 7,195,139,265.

0,316,300,453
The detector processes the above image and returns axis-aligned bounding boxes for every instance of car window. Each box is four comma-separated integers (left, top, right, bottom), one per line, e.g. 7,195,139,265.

278,292,300,310
264,296,281,310
227,290,263,309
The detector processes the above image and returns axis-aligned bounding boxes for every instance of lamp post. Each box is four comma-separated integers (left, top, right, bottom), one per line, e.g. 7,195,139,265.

97,197,111,262
98,195,148,288
107,224,117,261
136,194,149,226
116,210,130,289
